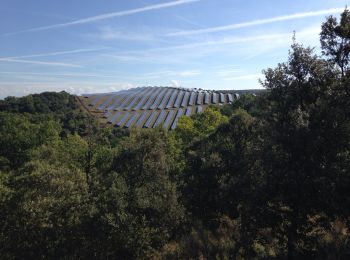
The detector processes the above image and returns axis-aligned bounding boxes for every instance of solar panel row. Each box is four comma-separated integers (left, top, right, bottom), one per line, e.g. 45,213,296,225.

188,92,196,106
150,88,168,110
163,110,176,129
89,94,106,107
174,91,185,108
142,87,163,110
144,111,158,128
107,112,121,124
157,89,173,109
124,112,140,128
123,87,149,111
97,94,118,110
153,110,168,128
136,111,150,127
212,93,218,104
185,107,192,116
171,108,184,130
133,87,154,110
204,92,210,104
83,87,239,129
166,89,179,108
181,92,190,107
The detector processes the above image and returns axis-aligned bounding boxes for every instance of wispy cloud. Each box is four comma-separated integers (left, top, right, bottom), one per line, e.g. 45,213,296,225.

0,48,105,68
222,73,263,81
3,0,200,36
109,26,320,56
3,48,106,59
0,71,118,78
0,58,81,67
166,7,344,36
144,69,201,78
96,26,162,42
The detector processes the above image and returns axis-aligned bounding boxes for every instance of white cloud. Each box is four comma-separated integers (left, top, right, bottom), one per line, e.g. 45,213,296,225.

166,7,344,36
144,69,200,78
170,80,181,87
178,70,201,76
3,0,200,36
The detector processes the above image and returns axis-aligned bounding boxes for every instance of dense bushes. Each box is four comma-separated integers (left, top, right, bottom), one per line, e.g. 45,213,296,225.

1,10,350,259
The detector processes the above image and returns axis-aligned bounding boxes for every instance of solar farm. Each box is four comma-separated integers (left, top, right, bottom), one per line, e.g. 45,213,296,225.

80,86,239,130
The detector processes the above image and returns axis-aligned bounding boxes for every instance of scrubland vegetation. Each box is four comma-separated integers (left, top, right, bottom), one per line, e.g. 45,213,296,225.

1,10,350,259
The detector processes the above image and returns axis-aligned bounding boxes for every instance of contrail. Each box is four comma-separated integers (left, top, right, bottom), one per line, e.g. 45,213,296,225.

2,0,200,36
167,7,344,36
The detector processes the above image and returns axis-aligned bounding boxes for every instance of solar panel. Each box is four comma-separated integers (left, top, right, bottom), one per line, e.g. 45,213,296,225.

171,108,184,130
114,94,136,111
96,94,118,110
196,106,203,113
204,92,210,104
107,112,121,124
142,87,163,110
196,92,203,105
114,88,146,110
181,92,190,107
103,110,112,119
174,91,185,108
165,89,179,109
163,110,176,129
143,110,159,128
115,112,131,127
153,110,168,128
124,112,140,128
188,92,197,106
212,93,218,104
219,93,225,103
227,93,233,103
89,94,106,107
106,94,128,111
133,87,154,110
150,88,168,110
157,89,173,109
185,107,192,116
123,87,150,111
135,111,150,127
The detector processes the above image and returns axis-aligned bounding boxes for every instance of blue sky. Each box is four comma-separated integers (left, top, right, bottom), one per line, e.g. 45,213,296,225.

0,0,348,98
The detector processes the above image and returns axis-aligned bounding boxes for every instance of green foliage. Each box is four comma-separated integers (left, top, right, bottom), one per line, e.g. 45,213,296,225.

1,9,350,259
108,129,185,257
0,112,61,169
1,161,90,259
320,8,350,76
0,91,91,135
175,106,228,145
0,91,77,114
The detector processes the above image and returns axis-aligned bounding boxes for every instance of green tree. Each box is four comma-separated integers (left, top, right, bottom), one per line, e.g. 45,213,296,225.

320,8,350,77
175,106,228,145
0,112,60,170
259,36,350,258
